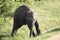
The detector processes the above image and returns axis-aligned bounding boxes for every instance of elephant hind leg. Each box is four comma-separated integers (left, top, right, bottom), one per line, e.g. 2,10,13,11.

11,23,22,37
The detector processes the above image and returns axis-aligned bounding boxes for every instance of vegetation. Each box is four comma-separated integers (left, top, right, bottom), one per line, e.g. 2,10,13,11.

0,0,60,40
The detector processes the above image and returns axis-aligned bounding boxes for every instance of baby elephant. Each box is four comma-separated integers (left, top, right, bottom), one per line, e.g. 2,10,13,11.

11,5,41,37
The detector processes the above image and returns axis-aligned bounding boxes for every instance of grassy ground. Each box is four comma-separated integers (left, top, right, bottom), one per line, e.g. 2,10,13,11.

0,0,60,40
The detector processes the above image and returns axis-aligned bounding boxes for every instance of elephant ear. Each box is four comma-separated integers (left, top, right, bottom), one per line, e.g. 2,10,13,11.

26,9,33,17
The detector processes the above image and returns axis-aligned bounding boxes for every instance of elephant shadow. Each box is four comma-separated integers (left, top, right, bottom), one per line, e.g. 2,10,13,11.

46,27,60,33
0,34,11,40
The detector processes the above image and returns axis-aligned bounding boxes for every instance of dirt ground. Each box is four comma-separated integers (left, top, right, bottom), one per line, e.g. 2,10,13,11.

47,33,60,40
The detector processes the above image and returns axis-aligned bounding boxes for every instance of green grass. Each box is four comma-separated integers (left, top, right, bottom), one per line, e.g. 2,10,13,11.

0,0,60,40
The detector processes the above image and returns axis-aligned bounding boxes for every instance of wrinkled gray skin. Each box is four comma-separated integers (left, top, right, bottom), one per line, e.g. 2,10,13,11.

11,5,41,37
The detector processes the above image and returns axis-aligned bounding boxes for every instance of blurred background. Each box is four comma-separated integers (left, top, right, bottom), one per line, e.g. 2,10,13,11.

0,0,60,40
